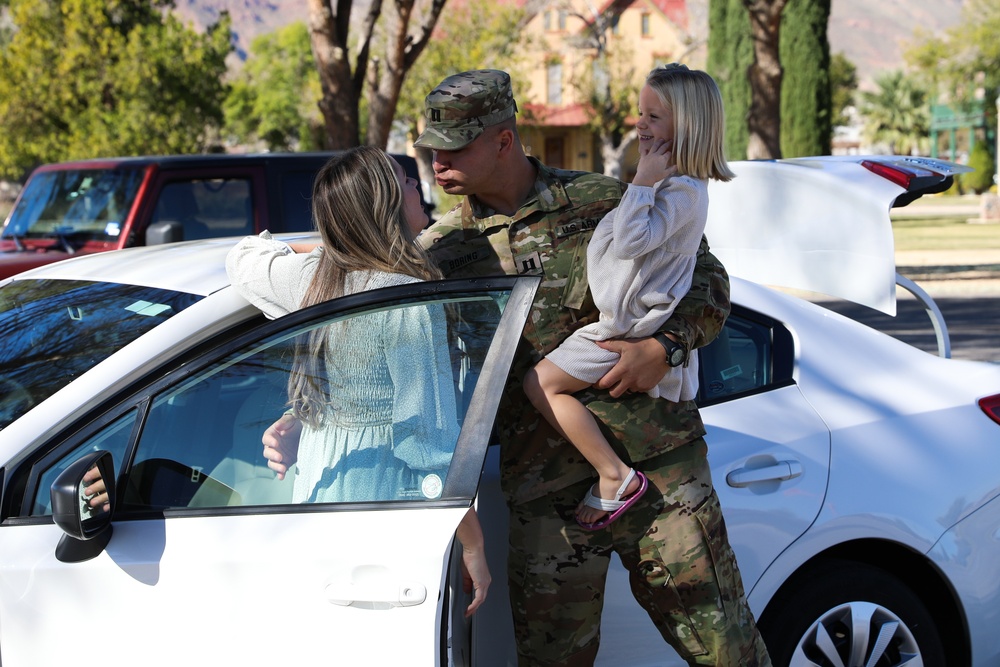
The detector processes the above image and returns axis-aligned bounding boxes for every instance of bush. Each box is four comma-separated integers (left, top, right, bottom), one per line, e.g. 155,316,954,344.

961,142,996,194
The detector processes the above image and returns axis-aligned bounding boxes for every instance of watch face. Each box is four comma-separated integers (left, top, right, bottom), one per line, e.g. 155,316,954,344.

669,346,685,366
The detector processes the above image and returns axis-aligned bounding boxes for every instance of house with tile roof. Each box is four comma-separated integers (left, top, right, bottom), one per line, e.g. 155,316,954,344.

513,0,702,175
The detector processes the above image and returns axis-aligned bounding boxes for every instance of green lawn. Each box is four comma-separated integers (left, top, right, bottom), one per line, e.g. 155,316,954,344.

892,217,1000,252
891,193,1000,253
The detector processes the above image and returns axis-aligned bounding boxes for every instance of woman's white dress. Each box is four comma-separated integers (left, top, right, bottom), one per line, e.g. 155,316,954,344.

226,232,460,503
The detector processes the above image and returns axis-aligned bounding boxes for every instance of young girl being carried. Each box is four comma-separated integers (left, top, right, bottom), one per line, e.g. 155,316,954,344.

523,64,735,530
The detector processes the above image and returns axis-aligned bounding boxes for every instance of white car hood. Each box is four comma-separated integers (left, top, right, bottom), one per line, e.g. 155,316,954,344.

705,157,968,316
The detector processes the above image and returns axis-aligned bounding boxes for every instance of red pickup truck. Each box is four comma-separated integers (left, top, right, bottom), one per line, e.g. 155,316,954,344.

0,152,427,280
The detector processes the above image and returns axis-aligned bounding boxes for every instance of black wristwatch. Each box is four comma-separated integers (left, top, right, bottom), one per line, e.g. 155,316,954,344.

652,333,687,367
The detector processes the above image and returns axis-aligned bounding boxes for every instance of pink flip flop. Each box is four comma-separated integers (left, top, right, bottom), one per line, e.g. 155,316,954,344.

576,469,648,531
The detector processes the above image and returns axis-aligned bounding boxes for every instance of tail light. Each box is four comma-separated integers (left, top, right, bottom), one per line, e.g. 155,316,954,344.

861,160,919,189
980,394,1000,425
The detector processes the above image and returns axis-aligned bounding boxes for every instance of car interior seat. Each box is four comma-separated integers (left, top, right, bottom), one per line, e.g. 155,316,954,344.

191,377,296,507
699,327,737,400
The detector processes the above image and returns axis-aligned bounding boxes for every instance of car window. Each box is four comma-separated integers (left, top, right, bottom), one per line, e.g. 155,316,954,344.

29,410,138,516
278,169,318,232
152,179,254,240
697,309,792,404
0,279,201,428
4,168,145,241
117,292,506,510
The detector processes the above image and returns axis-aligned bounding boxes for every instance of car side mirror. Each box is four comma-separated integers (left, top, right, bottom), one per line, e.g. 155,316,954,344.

51,450,116,563
145,221,185,245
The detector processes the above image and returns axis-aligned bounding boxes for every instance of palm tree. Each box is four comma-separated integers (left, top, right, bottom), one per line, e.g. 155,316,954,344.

859,70,930,155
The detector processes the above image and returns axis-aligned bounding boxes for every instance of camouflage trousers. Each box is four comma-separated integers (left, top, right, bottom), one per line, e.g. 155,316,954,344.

506,439,771,667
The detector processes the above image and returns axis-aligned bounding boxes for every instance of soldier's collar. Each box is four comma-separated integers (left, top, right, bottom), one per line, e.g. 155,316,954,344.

523,157,572,213
466,157,570,220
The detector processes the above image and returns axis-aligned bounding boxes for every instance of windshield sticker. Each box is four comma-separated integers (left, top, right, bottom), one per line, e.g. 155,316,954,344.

126,301,172,317
105,222,121,237
421,474,443,499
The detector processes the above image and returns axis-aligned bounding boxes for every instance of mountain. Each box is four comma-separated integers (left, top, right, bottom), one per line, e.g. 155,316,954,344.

827,0,964,85
171,0,310,59
172,0,966,81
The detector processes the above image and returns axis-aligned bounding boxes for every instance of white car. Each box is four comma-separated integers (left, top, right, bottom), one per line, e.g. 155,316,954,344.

0,156,998,667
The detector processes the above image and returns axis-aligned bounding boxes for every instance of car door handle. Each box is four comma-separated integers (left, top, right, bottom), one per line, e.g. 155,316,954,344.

325,581,427,608
726,460,803,487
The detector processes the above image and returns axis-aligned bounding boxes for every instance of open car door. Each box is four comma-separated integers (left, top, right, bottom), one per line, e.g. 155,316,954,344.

0,276,538,666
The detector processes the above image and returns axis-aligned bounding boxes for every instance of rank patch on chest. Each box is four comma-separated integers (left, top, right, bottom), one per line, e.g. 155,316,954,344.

514,250,544,275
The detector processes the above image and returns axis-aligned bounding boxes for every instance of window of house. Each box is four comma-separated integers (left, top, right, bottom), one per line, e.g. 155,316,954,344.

641,13,651,36
547,62,563,106
558,9,567,30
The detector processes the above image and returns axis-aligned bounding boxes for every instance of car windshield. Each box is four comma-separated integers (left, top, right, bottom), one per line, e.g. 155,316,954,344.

0,279,201,428
3,168,145,242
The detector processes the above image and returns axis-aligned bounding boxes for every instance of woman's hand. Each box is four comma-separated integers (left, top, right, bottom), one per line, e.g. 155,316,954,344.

456,508,491,617
262,413,302,479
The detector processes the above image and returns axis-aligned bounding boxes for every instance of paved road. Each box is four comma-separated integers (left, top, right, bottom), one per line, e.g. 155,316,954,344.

815,295,1000,363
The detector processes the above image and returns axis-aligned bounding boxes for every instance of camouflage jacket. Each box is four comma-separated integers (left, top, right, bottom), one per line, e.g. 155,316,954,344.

419,158,731,504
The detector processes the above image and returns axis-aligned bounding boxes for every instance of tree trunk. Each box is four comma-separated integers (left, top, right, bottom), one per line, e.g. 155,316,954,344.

367,0,446,149
308,0,382,149
599,129,637,180
743,0,787,159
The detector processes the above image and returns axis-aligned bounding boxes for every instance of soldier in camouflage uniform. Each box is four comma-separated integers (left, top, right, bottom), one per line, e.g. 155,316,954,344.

414,70,771,666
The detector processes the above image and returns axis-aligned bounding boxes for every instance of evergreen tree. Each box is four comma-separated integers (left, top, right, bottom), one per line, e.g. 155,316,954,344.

780,0,831,157
962,141,995,194
707,0,751,160
829,53,858,127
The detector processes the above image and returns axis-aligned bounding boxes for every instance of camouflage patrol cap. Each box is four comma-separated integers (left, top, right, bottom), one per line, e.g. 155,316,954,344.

413,69,517,150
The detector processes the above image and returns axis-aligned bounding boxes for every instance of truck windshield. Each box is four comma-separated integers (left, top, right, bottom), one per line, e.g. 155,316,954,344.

0,278,201,428
3,168,145,242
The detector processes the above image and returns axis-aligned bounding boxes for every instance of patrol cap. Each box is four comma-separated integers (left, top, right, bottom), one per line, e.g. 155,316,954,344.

413,69,517,150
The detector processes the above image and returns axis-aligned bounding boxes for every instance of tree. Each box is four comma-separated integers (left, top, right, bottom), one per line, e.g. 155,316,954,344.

707,0,751,160
564,2,640,179
779,0,830,157
395,0,529,203
962,141,995,194
0,1,13,49
224,22,325,151
858,70,930,155
573,44,639,179
396,0,529,130
0,0,232,179
742,0,788,159
905,0,1000,163
307,0,446,150
829,52,858,127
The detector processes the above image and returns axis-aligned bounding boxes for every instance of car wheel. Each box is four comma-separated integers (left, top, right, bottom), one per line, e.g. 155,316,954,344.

758,560,946,667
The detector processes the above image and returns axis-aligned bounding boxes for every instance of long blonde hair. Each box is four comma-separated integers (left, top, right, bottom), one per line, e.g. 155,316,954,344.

290,146,442,426
645,63,735,182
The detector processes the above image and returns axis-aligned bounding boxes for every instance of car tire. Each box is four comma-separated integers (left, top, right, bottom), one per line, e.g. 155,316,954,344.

757,559,947,667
